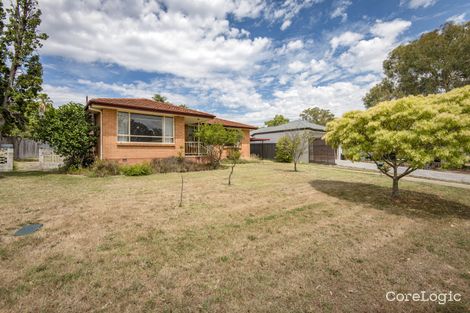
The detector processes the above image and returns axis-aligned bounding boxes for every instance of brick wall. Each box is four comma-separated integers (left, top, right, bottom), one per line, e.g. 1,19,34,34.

98,108,251,163
100,109,185,163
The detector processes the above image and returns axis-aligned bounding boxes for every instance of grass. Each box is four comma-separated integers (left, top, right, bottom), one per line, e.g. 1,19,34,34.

0,161,469,312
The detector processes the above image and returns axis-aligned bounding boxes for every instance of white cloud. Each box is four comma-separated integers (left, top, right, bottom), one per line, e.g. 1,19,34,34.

337,19,411,73
330,31,363,51
286,39,304,51
288,60,308,73
400,0,437,9
40,0,271,79
43,84,88,106
446,13,466,24
330,0,352,22
272,81,369,118
266,0,318,31
371,19,412,40
280,19,292,31
310,59,329,73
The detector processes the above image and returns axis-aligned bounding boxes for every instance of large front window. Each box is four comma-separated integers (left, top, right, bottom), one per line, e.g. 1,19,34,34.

117,112,174,143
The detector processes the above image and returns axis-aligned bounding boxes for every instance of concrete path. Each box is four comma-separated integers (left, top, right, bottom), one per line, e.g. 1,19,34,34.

335,160,470,184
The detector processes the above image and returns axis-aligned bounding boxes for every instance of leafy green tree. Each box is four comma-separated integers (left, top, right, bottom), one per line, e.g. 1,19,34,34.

0,0,48,138
275,136,293,163
363,79,396,109
195,123,243,169
364,22,470,108
33,103,97,169
300,107,335,125
326,86,470,198
227,148,241,185
152,94,168,103
265,114,289,127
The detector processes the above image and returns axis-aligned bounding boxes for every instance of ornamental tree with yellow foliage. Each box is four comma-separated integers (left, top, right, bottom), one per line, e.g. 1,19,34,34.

325,86,470,198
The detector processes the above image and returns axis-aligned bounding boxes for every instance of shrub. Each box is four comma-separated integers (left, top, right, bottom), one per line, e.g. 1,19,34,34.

120,163,153,176
275,136,293,163
90,160,120,177
33,102,97,169
151,157,210,173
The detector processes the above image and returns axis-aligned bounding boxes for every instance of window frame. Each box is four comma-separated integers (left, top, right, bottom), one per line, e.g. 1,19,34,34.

116,111,175,144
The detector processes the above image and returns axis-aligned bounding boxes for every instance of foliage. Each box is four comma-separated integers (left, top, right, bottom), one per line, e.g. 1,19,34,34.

364,22,470,108
33,102,97,169
275,136,293,163
300,107,335,125
264,114,289,127
152,94,167,103
227,148,241,185
195,123,243,168
0,0,48,137
275,132,310,171
90,160,121,177
151,157,210,173
326,86,470,197
120,163,153,176
363,79,396,109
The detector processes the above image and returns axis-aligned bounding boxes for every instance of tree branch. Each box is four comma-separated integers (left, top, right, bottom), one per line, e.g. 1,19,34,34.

398,166,417,179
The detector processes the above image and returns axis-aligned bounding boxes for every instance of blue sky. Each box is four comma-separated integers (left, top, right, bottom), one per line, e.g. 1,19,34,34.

38,0,469,125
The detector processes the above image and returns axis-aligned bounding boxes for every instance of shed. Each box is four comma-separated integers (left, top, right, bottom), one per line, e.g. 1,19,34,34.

250,120,336,164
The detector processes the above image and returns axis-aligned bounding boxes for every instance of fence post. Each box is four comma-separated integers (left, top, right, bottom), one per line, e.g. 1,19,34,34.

0,144,14,172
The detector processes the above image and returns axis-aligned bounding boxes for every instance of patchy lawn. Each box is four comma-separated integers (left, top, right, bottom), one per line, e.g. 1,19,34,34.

0,162,469,313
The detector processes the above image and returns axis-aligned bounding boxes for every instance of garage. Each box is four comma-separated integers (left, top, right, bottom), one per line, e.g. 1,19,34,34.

308,138,336,164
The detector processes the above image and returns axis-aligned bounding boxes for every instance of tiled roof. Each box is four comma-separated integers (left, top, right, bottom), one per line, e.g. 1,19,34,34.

207,117,257,130
87,98,215,118
251,119,325,135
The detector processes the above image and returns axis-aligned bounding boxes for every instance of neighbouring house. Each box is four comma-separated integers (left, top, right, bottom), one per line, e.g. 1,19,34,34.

86,98,257,163
250,120,337,164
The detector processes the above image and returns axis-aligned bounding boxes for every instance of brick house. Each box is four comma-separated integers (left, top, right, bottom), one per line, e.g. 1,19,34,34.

86,98,256,163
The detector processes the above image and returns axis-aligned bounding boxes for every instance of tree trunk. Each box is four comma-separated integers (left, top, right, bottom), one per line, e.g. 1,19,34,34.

391,178,399,198
179,173,183,207
228,163,235,185
294,161,297,172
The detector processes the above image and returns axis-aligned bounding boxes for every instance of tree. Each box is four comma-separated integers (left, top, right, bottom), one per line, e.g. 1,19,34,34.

195,123,243,169
325,86,470,198
362,79,396,109
152,94,168,103
275,132,310,171
176,147,185,207
265,114,289,127
0,0,48,138
300,107,335,125
33,102,97,168
227,148,241,185
275,136,293,163
363,22,470,108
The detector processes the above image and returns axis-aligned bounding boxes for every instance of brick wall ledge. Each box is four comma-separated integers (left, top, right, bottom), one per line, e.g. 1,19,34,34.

116,142,176,147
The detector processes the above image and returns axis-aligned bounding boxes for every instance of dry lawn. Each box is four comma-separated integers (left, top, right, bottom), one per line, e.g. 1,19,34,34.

0,161,469,313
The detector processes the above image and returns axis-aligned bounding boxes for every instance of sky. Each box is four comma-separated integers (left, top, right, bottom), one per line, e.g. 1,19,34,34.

37,0,469,126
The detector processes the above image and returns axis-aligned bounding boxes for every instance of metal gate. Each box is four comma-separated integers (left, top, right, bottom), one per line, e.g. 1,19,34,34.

309,139,336,164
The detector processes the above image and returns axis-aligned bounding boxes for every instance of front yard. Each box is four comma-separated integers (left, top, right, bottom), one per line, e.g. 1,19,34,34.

0,162,469,312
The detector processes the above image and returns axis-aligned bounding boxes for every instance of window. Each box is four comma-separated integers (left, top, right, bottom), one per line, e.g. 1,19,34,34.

117,112,174,143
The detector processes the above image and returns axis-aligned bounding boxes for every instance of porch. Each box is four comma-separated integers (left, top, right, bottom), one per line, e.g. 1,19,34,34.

184,141,207,157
